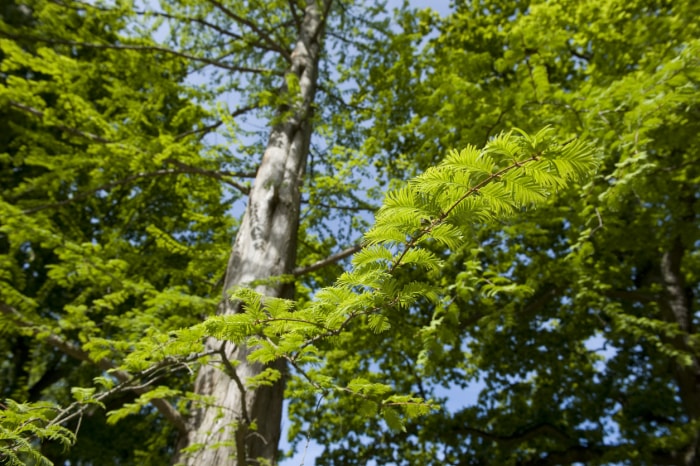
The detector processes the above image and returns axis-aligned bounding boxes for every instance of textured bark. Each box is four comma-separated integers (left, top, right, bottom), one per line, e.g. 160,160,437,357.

173,2,329,464
660,237,700,465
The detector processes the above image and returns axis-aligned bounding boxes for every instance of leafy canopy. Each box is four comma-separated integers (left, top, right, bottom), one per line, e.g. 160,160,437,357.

0,120,596,464
286,0,700,464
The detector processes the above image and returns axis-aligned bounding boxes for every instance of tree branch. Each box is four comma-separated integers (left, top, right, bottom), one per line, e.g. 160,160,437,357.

175,120,224,141
519,443,688,466
9,101,111,143
287,0,303,30
301,198,378,212
0,301,187,434
19,163,249,215
217,342,250,424
455,422,572,449
174,101,262,142
163,158,252,193
0,31,279,74
12,98,258,156
292,244,362,276
203,0,292,62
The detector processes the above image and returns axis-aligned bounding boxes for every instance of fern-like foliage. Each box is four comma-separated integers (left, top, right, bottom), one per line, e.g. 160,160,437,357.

18,128,594,441
0,400,75,466
365,127,595,271
198,127,598,431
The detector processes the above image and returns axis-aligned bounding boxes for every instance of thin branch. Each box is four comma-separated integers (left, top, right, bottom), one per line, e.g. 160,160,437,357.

301,199,377,212
175,120,224,141
292,244,362,276
174,101,262,142
9,101,111,143
203,0,292,62
0,31,279,74
12,99,259,179
136,9,245,42
52,0,276,58
287,0,302,30
317,82,372,112
217,342,250,424
456,422,571,447
16,169,168,214
520,443,690,466
481,109,507,147
589,207,604,237
566,43,593,63
163,158,251,193
314,0,335,44
19,162,249,215
10,130,253,214
284,354,325,392
263,317,331,331
0,301,187,433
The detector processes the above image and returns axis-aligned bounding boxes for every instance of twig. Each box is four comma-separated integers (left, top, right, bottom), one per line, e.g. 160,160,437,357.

9,101,111,143
0,32,279,74
217,342,250,424
0,301,190,433
292,244,362,276
203,0,292,62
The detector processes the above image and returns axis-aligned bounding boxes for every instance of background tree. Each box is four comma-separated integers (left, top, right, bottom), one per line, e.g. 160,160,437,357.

0,0,426,464
286,0,700,465
0,0,234,462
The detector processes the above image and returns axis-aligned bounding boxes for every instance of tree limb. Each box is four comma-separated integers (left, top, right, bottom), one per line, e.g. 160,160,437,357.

292,244,362,276
455,422,572,449
0,31,279,74
217,342,250,425
301,198,378,212
19,164,248,215
9,101,111,143
287,0,303,30
203,0,292,62
0,301,187,434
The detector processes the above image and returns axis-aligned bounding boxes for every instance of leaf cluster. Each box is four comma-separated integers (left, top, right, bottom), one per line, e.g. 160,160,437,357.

199,128,595,433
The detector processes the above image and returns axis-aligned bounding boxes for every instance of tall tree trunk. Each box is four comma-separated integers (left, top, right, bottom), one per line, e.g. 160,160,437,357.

174,2,329,464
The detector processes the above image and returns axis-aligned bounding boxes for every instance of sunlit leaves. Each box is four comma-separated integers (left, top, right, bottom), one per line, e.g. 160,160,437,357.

366,127,596,268
222,128,594,435
0,400,75,466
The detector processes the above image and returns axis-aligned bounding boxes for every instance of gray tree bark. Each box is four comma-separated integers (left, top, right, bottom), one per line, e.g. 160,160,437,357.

174,1,330,464
660,237,700,465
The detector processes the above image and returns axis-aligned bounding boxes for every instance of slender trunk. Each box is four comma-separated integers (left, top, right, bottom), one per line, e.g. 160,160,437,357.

660,237,700,464
174,2,329,464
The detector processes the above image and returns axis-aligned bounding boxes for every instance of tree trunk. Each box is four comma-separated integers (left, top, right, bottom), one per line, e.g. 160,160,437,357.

660,237,700,465
173,2,329,464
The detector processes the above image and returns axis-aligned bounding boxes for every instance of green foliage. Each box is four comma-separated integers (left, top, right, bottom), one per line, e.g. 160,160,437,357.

287,0,700,464
2,0,696,464
1,118,592,463
0,399,74,465
0,0,229,462
200,128,595,435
